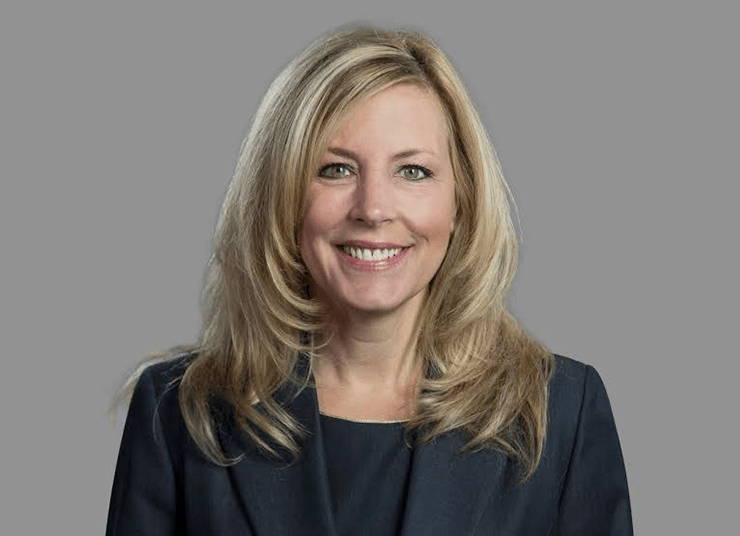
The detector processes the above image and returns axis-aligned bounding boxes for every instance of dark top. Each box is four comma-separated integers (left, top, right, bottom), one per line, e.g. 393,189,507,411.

106,353,633,535
320,414,412,536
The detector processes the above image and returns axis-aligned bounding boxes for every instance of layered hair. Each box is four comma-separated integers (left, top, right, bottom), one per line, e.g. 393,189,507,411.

128,26,554,481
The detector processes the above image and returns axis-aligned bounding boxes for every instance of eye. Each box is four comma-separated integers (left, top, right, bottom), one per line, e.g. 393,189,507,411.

399,165,433,181
318,163,353,179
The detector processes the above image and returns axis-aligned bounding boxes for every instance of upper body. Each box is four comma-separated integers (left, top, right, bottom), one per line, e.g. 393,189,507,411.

107,26,633,535
106,352,632,535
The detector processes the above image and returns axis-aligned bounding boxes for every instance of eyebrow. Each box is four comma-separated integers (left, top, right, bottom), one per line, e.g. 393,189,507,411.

326,147,437,161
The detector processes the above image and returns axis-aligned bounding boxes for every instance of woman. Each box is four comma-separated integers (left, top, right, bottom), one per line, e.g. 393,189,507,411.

107,26,632,535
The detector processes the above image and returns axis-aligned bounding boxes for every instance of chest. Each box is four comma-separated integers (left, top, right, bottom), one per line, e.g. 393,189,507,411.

177,419,568,536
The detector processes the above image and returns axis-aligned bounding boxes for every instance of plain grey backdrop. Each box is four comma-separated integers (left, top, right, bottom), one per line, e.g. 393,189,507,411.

2,0,737,533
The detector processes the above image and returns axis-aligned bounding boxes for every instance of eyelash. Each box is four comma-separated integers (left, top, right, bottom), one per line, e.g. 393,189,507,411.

317,162,434,180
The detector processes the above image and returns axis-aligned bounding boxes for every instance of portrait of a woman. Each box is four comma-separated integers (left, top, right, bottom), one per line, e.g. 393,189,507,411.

106,26,632,535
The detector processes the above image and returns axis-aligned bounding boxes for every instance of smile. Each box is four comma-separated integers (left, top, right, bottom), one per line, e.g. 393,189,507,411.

340,246,404,261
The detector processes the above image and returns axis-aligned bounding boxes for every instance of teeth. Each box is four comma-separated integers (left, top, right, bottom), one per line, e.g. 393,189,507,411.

341,246,403,261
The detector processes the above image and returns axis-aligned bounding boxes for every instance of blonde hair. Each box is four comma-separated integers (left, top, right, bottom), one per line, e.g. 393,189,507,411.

127,25,554,481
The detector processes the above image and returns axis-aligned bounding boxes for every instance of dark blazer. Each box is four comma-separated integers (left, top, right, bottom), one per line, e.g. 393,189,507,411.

106,354,632,535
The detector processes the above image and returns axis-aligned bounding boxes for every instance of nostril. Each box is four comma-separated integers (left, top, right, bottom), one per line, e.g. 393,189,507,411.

350,192,393,224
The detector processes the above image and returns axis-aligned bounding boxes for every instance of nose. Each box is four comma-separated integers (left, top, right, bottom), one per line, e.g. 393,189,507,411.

349,169,394,226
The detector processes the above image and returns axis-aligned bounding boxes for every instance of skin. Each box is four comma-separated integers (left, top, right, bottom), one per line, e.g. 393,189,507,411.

300,83,456,421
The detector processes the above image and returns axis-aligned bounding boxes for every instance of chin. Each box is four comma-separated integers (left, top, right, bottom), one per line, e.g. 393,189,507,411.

342,299,402,315
339,288,426,317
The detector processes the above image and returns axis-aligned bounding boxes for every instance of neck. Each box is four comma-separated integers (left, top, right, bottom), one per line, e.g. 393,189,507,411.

311,291,426,421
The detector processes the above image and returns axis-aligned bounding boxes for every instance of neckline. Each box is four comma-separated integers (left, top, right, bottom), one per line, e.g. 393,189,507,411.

319,411,410,424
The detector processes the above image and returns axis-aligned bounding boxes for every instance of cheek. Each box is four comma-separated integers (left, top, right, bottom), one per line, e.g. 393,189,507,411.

300,191,337,258
427,188,457,240
300,191,322,245
299,217,320,265
299,219,322,286
415,209,455,252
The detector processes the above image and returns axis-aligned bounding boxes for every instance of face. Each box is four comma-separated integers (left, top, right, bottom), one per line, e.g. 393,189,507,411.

300,83,456,318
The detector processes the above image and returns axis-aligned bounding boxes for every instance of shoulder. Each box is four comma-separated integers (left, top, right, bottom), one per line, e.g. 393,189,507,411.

548,353,609,404
135,351,195,395
128,348,200,409
543,355,633,532
113,352,201,477
108,353,198,534
551,352,590,381
123,352,196,441
536,354,625,477
545,353,617,441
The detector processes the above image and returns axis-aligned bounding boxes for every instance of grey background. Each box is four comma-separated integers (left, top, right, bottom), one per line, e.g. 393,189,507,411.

2,0,737,533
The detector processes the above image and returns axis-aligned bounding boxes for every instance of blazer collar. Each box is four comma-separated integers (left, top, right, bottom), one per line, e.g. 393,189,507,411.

219,360,511,536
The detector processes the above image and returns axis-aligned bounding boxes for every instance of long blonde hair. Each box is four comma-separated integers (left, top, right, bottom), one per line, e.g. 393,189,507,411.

127,26,554,481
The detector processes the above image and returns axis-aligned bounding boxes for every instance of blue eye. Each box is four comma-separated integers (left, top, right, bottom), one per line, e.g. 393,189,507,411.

318,163,353,178
399,165,433,181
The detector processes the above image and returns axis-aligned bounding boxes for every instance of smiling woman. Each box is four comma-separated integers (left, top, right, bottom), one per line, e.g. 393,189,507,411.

302,84,457,421
107,25,633,536
302,85,455,319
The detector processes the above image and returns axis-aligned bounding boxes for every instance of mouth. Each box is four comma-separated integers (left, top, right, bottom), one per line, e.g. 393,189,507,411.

339,245,407,262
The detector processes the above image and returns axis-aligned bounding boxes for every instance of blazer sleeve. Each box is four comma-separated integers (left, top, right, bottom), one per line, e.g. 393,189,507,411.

553,365,633,536
106,367,179,535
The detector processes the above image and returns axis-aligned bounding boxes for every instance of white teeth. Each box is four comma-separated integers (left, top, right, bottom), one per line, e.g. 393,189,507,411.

341,246,402,261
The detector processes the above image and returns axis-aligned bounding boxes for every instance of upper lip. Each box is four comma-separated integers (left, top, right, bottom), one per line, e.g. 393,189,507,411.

336,240,408,249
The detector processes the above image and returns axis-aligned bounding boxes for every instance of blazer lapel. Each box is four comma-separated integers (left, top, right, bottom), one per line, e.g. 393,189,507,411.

219,375,338,536
399,431,513,536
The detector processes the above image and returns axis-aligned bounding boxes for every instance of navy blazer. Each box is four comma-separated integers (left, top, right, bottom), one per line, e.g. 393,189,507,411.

106,354,632,535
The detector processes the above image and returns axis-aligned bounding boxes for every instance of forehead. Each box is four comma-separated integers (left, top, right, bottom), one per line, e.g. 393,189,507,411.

327,84,450,157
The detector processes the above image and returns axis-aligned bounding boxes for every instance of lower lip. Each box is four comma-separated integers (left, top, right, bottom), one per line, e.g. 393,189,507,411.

337,246,410,271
